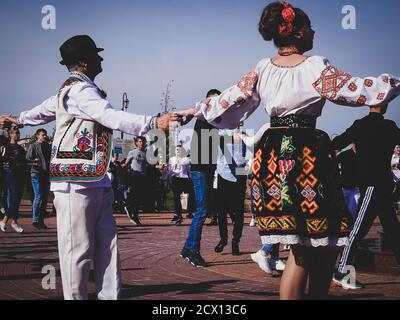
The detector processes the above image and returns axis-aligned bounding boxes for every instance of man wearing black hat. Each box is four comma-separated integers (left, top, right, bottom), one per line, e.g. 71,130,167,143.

0,35,181,300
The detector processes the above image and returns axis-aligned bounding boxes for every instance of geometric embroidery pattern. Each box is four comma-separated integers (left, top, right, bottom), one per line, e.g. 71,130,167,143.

264,149,282,212
257,216,297,231
267,184,280,200
340,218,350,234
313,66,352,100
297,146,319,215
301,185,316,202
306,218,328,234
252,148,263,212
237,71,258,97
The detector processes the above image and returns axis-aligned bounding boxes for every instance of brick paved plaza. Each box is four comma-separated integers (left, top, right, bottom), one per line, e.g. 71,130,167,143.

0,202,399,300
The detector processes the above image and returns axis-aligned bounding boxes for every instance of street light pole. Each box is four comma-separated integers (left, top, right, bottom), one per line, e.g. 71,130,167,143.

121,92,130,140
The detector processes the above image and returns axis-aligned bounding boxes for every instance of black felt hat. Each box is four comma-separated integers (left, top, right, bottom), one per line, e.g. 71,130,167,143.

59,35,104,65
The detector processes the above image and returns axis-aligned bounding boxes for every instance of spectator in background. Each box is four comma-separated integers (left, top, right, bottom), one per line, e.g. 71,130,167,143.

156,155,170,211
0,135,7,216
392,145,400,201
214,129,247,255
337,144,360,219
26,128,51,229
0,127,26,233
123,136,148,225
169,145,195,225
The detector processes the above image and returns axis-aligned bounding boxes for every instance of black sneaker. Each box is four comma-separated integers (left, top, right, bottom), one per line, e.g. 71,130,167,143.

32,222,45,230
174,216,184,226
188,252,207,267
332,271,364,289
186,213,194,219
171,215,180,223
180,247,193,260
131,214,142,226
124,206,136,225
39,222,48,229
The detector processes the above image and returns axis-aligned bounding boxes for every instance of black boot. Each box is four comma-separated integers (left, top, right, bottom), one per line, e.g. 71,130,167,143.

214,240,227,253
232,241,240,256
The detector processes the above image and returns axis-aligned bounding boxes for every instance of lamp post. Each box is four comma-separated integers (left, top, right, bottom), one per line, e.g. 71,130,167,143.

121,92,130,140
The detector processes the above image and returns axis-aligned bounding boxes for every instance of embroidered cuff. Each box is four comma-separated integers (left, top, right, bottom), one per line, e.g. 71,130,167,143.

150,116,158,130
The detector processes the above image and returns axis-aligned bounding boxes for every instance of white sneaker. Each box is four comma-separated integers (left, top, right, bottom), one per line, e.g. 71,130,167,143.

0,207,5,214
270,258,286,271
249,217,256,227
0,221,6,232
250,249,272,274
11,224,23,233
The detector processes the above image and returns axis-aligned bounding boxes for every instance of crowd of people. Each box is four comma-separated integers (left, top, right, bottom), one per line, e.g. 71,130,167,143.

0,128,51,233
1,0,400,301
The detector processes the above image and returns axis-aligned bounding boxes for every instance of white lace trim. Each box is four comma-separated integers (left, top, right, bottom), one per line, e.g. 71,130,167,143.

261,235,349,248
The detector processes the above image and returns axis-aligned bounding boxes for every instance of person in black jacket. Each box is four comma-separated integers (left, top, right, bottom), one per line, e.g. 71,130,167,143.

331,103,400,289
336,144,360,219
26,128,51,229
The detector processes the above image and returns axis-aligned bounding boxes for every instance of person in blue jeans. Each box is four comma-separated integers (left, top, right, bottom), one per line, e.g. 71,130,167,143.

0,127,26,233
26,129,51,229
180,89,220,267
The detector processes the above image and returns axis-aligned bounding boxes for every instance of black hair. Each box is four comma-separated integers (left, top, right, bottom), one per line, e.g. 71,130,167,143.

134,136,146,144
36,128,47,136
206,89,222,98
258,1,311,48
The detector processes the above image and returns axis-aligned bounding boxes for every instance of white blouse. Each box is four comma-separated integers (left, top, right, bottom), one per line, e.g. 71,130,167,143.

195,55,400,129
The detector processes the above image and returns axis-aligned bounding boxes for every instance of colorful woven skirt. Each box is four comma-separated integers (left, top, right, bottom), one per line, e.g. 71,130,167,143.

251,118,351,247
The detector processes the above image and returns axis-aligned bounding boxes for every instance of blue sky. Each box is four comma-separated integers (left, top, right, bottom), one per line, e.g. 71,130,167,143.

0,0,399,139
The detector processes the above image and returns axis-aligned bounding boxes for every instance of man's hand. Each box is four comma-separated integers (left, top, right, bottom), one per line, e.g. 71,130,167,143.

0,115,19,129
156,113,183,131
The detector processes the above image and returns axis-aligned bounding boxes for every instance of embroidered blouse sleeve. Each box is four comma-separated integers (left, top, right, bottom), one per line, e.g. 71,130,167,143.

313,57,400,106
18,95,57,126
69,83,153,136
193,69,262,129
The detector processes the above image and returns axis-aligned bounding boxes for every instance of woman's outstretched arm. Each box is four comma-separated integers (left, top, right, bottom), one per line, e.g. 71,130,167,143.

313,60,400,107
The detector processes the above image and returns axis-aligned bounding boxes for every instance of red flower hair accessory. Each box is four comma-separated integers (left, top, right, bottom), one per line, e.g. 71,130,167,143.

278,1,296,37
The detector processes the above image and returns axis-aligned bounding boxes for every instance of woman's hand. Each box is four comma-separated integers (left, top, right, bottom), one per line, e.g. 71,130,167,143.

156,113,183,131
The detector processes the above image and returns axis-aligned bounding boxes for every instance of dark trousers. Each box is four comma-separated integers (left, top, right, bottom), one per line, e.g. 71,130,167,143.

171,177,195,217
338,185,400,272
126,173,147,217
217,175,247,244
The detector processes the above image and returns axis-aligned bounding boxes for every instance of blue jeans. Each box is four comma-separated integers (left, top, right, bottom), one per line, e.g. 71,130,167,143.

262,243,279,259
3,168,24,220
183,171,208,253
342,187,360,219
31,172,50,223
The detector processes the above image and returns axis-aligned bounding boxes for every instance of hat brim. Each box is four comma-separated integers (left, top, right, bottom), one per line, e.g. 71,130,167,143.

59,48,104,65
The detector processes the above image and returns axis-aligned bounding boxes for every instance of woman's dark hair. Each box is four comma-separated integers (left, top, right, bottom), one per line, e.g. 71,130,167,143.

258,1,311,48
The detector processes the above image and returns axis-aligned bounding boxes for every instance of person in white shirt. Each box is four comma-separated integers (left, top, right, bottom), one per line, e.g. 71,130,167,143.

168,145,195,225
392,145,400,201
177,1,400,299
392,145,400,183
0,35,181,300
